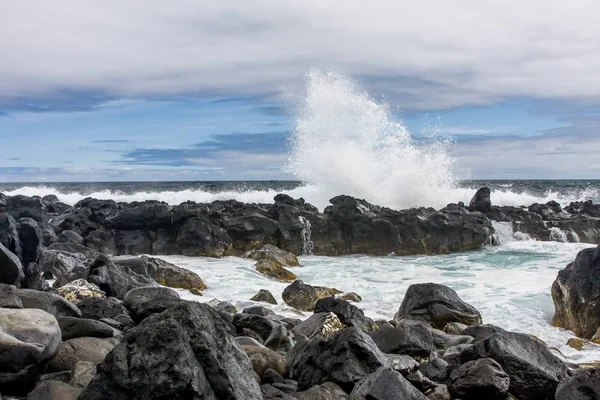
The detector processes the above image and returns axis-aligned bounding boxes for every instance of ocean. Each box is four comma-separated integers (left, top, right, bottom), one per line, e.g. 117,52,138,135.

2,179,600,363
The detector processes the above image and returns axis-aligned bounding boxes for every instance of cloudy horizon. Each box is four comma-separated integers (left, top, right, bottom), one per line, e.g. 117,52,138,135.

1,0,599,182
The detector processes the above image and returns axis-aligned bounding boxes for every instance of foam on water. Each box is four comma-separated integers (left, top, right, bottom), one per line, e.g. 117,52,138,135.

163,240,600,363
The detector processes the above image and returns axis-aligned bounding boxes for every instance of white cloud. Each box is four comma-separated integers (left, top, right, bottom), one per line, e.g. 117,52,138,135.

442,127,493,135
1,0,599,109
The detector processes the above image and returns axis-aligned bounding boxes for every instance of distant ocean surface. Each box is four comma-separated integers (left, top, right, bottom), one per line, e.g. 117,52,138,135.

1,180,599,211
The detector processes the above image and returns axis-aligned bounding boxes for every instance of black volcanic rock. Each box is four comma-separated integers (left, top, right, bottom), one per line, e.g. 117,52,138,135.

469,187,492,213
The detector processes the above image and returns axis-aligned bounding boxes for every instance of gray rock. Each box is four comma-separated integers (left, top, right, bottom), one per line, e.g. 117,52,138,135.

350,366,428,399
57,316,115,340
39,250,89,287
17,288,81,317
461,331,569,400
70,361,97,388
448,358,510,400
294,382,348,400
87,254,157,299
282,280,318,311
0,283,23,308
387,354,420,375
314,297,376,332
76,296,127,320
243,345,287,378
0,308,62,395
394,283,482,329
250,289,278,304
243,244,300,267
469,187,492,213
556,367,600,400
47,337,120,372
289,326,389,392
79,302,263,400
461,324,506,342
27,380,83,400
420,357,450,383
0,242,23,286
292,312,344,340
369,324,435,360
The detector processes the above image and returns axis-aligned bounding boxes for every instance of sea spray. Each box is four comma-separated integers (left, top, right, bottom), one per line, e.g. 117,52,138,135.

298,216,314,255
285,69,459,210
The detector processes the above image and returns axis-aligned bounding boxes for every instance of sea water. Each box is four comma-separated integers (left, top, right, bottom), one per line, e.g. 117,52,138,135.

2,71,600,363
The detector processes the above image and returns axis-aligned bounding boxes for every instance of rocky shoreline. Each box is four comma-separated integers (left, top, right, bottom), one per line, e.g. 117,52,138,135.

1,189,600,399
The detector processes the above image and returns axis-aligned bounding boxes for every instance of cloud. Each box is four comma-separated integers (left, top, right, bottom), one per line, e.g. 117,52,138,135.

1,1,599,110
442,127,493,135
92,140,132,143
117,131,290,167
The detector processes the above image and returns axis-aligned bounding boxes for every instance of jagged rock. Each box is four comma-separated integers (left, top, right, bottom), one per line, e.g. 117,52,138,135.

394,283,482,329
0,212,22,258
207,298,237,314
243,244,300,266
61,230,85,244
104,201,171,230
442,344,473,370
79,302,263,400
17,288,82,317
243,345,287,378
0,308,62,395
117,230,152,254
263,368,285,385
40,250,89,287
70,361,97,388
122,286,181,323
461,324,506,342
56,279,105,303
243,305,277,317
0,283,23,308
57,316,115,341
256,259,297,282
289,326,389,392
264,324,295,353
461,331,569,400
47,337,120,372
469,187,492,213
443,322,468,335
76,296,128,320
430,328,473,349
406,370,437,393
387,354,420,375
292,312,344,340
448,358,510,400
294,382,348,399
314,297,376,332
566,337,587,351
555,368,600,400
251,289,278,304
139,255,207,291
351,366,428,399
420,357,450,383
282,280,318,311
425,385,452,400
340,292,362,302
370,324,435,360
0,242,24,286
552,246,600,338
261,384,295,400
27,380,83,400
87,254,157,299
175,216,231,257
233,313,279,341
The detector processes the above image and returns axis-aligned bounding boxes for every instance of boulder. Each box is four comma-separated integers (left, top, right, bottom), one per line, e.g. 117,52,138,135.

60,230,85,244
461,331,569,400
387,354,420,376
0,242,24,286
282,280,318,311
87,254,157,299
76,296,128,320
0,212,22,258
264,324,295,353
394,283,482,329
340,292,362,302
419,357,450,383
289,326,389,392
555,368,600,400
426,385,452,400
70,360,97,388
0,282,23,308
79,302,263,400
448,358,510,400
0,308,62,395
314,297,376,332
141,255,207,291
369,324,435,360
552,246,600,338
57,316,115,340
250,289,278,304
243,244,300,267
56,279,105,303
469,187,492,213
47,337,120,372
243,345,287,378
350,366,428,399
461,324,506,342
27,380,83,400
233,313,279,341
122,286,181,323
39,250,89,287
256,259,297,282
17,288,81,317
294,382,348,399
175,216,231,257
292,312,344,340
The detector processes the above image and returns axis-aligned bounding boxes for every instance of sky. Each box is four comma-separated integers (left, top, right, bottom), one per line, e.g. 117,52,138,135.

1,0,599,182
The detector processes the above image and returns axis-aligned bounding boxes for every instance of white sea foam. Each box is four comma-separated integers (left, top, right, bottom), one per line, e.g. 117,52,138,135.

163,240,600,363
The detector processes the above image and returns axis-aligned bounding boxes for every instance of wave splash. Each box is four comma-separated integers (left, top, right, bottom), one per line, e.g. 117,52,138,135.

285,69,459,210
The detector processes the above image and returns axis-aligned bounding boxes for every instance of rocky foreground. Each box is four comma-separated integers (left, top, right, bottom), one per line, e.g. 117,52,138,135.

1,189,600,399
